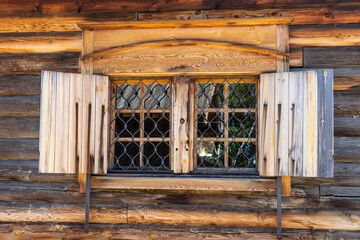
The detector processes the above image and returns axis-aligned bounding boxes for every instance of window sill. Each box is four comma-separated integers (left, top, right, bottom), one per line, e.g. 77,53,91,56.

90,176,276,192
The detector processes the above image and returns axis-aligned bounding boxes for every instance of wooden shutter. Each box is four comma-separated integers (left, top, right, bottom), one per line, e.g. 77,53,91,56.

39,71,109,174
258,69,333,177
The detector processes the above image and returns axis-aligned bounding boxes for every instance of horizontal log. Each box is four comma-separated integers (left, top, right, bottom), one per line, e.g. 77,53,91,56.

335,162,360,177
334,116,360,137
0,53,79,74
292,177,360,186
91,176,277,192
334,68,360,92
320,196,360,209
334,93,360,116
0,118,39,138
0,96,39,117
0,202,127,224
0,138,38,160
0,75,40,96
0,32,81,54
0,0,40,14
334,137,360,162
289,47,303,67
127,205,360,230
321,185,360,197
138,5,360,25
0,222,326,240
40,1,360,15
290,23,360,47
304,46,360,68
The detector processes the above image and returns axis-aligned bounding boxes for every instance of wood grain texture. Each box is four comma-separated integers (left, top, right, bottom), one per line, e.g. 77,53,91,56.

138,5,360,25
334,68,360,92
0,202,127,224
334,116,360,137
334,137,360,162
0,53,79,74
92,177,277,192
335,162,360,177
0,118,39,138
0,75,40,96
334,93,360,116
0,96,40,117
290,23,360,47
0,32,81,54
304,46,360,68
0,138,38,160
40,0,360,15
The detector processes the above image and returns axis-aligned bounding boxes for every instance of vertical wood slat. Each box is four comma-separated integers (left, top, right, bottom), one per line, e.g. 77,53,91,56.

259,73,275,176
109,83,116,170
274,73,289,176
39,71,52,173
139,83,145,168
288,72,304,176
172,76,191,173
223,81,229,168
303,71,318,177
317,69,334,177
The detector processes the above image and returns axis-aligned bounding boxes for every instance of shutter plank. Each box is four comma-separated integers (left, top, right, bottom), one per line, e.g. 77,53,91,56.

317,69,334,177
39,71,51,173
94,75,109,174
47,72,57,173
275,72,289,176
303,71,318,177
259,73,276,176
288,72,304,176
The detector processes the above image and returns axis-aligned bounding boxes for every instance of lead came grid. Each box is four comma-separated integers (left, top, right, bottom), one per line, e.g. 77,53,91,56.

110,79,172,172
194,78,257,172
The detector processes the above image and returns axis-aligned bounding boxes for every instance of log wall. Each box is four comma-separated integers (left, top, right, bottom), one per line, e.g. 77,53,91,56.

0,1,360,239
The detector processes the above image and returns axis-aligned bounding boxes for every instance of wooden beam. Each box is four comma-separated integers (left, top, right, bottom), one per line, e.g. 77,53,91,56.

334,93,360,116
304,46,360,68
0,118,39,138
0,53,79,75
0,75,40,96
91,177,277,192
0,96,39,117
138,5,360,25
40,0,360,15
335,116,360,137
334,68,360,92
0,138,38,160
334,137,360,162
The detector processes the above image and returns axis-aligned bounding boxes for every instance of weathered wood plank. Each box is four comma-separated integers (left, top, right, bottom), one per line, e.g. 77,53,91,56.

334,68,360,92
0,138,38,160
321,185,360,197
290,23,360,47
335,116,360,137
0,118,39,138
320,196,360,209
92,177,276,192
0,202,127,224
334,93,360,116
0,75,40,96
41,0,360,15
304,46,360,68
0,0,41,14
0,53,79,74
0,96,40,117
0,32,82,54
334,137,360,162
335,162,360,177
139,5,360,25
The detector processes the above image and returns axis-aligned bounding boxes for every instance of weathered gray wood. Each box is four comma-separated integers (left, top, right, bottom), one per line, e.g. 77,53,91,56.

334,68,360,92
0,138,38,160
334,92,360,116
335,162,360,177
0,96,40,117
0,118,39,138
304,46,360,68
0,75,40,96
320,196,360,209
334,137,360,162
320,185,360,197
0,53,79,74
335,116,360,137
317,69,334,177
